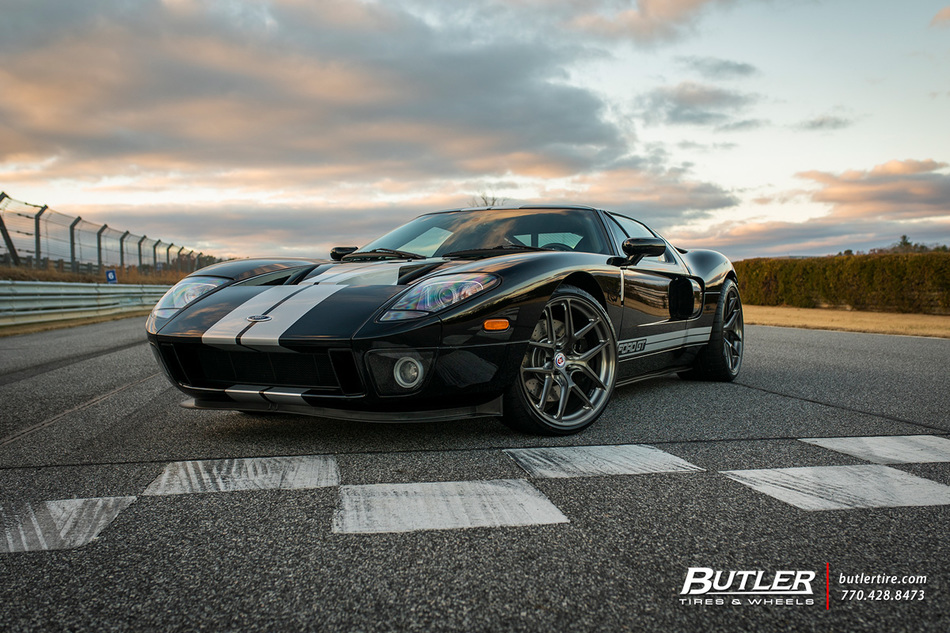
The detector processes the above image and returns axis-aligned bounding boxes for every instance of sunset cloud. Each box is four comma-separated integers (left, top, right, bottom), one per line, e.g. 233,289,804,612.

570,0,729,43
1,1,947,263
930,6,950,27
46,160,739,259
798,159,950,220
671,159,950,258
0,0,622,182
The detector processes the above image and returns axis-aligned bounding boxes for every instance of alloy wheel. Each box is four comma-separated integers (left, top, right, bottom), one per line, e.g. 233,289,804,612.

722,287,743,373
519,295,616,429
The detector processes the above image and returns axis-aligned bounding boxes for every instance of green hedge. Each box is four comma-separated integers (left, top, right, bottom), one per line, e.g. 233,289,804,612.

733,253,950,314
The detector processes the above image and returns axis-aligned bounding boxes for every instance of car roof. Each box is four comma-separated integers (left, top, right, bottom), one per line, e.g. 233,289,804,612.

427,204,601,215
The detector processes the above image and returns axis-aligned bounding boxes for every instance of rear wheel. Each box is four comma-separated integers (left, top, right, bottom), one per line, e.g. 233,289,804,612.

681,277,743,381
502,286,617,435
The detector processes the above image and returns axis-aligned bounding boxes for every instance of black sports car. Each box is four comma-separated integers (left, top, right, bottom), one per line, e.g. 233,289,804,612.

146,205,743,435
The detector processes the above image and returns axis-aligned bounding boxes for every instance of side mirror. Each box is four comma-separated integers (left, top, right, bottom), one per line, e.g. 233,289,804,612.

621,237,667,265
330,246,358,261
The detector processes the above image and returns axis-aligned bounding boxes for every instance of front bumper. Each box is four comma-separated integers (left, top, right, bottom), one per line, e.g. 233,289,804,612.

150,338,523,422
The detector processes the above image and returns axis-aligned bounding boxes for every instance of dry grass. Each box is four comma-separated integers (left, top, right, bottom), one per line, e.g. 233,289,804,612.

0,265,186,285
744,305,950,338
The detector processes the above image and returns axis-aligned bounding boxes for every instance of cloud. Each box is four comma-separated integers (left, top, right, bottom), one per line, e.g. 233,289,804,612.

796,115,854,131
0,0,753,260
677,140,739,152
569,0,731,44
797,159,950,220
930,6,950,27
539,166,739,225
675,214,950,260
44,161,739,259
677,56,758,79
715,118,767,132
670,158,950,258
0,0,624,182
640,82,759,127
867,158,946,176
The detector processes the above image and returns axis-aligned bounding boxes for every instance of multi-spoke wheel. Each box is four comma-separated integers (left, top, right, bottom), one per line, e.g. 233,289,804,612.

502,285,617,435
680,277,743,381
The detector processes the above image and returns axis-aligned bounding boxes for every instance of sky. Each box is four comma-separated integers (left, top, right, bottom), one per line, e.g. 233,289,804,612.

1,0,949,261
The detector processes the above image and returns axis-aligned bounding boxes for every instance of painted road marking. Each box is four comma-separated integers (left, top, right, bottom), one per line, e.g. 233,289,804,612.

800,435,950,464
143,455,339,496
1,497,136,553
331,479,569,534
504,444,703,479
722,465,950,511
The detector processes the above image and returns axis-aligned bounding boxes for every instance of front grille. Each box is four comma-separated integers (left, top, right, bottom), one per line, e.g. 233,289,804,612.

179,346,341,391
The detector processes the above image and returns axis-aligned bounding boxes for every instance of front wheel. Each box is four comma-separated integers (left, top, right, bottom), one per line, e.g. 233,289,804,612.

681,277,743,381
502,285,617,435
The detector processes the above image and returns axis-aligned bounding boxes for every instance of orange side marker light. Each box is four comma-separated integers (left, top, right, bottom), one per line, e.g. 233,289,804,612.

483,318,510,332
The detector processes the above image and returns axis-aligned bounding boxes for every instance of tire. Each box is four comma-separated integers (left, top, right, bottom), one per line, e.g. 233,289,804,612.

681,277,743,381
502,285,617,435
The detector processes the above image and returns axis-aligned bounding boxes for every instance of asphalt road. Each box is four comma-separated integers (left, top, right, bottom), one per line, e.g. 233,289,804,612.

1,316,948,632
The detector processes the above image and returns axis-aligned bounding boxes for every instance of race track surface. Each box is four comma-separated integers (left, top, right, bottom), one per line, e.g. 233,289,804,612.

1,317,948,632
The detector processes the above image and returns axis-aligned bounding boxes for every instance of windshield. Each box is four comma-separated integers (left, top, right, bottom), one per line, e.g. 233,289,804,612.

355,208,611,258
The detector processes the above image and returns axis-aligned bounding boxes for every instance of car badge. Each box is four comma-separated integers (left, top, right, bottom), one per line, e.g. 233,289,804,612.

554,352,567,368
246,314,273,323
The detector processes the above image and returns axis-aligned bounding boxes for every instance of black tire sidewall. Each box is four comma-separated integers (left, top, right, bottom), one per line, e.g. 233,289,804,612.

700,277,742,381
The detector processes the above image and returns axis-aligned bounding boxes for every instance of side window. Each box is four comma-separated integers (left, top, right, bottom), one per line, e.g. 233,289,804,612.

604,216,627,250
513,232,583,249
608,214,673,264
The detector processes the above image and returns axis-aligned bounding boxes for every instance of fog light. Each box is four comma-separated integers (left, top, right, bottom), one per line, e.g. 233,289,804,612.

393,356,424,389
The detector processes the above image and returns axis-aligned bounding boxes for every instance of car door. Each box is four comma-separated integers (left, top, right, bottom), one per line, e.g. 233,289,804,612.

604,213,691,381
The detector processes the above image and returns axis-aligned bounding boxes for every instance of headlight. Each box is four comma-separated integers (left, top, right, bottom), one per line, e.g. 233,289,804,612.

380,273,499,321
147,275,228,332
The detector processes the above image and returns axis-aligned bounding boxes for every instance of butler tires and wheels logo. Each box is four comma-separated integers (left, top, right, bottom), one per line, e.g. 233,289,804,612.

679,567,817,606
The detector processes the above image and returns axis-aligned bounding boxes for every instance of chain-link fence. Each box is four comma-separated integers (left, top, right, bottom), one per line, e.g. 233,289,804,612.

0,192,218,275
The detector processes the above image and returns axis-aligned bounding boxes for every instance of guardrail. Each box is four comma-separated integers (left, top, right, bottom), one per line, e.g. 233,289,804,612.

0,281,169,327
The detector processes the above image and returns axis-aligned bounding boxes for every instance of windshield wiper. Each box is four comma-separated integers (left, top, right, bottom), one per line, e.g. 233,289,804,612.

342,247,426,261
441,244,550,259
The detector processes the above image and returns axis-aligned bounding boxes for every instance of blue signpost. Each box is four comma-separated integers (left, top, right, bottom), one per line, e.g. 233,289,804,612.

105,269,118,284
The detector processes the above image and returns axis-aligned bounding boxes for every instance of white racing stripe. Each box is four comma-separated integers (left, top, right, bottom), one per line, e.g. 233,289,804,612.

799,435,950,464
617,326,711,359
143,455,340,496
202,286,307,351
239,284,344,352
722,465,950,511
684,326,713,344
331,479,569,534
1,497,136,553
505,445,704,479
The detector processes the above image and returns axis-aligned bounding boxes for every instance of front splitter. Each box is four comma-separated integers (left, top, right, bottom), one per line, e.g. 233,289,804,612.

181,396,503,423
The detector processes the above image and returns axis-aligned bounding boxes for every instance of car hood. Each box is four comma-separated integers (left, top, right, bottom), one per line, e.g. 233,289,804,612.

153,257,498,345
301,257,468,286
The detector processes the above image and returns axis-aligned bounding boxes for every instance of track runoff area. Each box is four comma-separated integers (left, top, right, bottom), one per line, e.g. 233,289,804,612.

0,316,948,632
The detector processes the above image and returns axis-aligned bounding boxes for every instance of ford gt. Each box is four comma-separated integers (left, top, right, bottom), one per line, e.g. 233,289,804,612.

146,205,743,435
